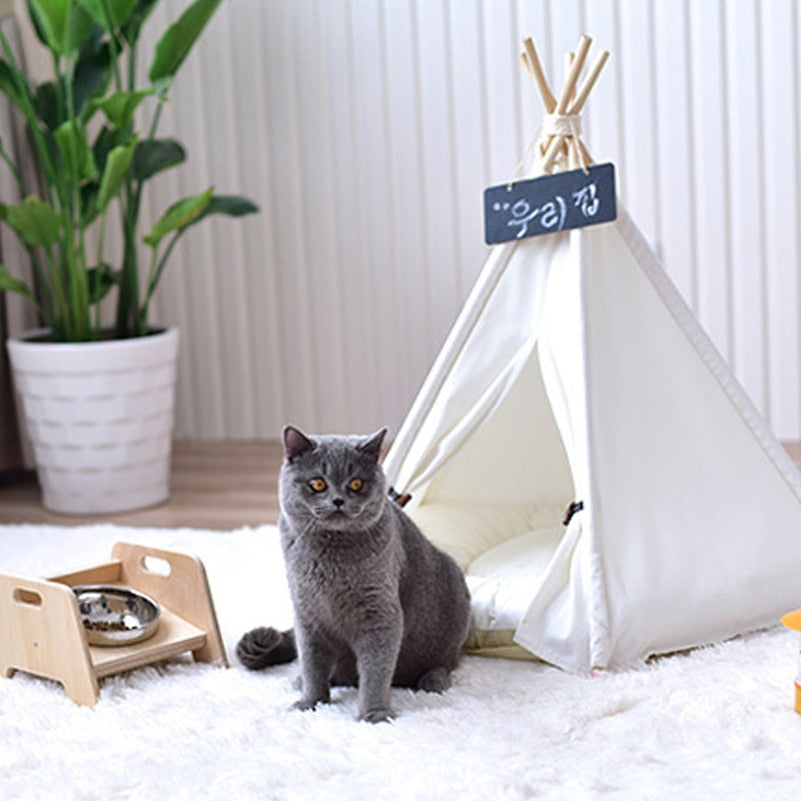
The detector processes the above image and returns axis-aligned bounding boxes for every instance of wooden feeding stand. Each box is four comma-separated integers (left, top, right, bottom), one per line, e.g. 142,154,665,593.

518,34,609,174
0,542,228,706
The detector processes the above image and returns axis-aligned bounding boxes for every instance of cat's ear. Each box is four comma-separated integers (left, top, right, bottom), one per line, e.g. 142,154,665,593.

358,428,387,463
283,426,315,463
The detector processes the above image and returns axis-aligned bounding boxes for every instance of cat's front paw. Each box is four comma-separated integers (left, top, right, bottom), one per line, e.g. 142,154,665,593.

292,692,330,712
292,699,319,712
416,666,452,693
358,707,396,724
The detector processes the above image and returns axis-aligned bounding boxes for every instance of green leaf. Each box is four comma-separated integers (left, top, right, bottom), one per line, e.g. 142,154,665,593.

0,196,62,246
33,81,62,129
73,35,112,121
144,186,214,249
26,0,52,49
92,124,126,174
0,59,31,111
28,0,94,56
120,0,159,45
76,0,139,30
54,118,98,181
0,264,37,304
148,0,222,83
80,180,99,223
190,194,259,226
132,138,186,182
96,134,138,213
87,262,117,303
95,88,154,130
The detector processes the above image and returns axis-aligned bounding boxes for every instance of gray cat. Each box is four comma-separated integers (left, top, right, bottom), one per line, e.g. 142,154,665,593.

237,426,471,723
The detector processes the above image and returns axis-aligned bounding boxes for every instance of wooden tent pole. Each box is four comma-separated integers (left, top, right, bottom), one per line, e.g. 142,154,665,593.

554,35,591,114
565,51,576,167
518,34,609,175
521,37,556,112
569,50,610,115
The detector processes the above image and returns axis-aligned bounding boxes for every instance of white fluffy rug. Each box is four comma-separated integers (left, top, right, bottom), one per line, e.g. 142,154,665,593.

0,523,800,801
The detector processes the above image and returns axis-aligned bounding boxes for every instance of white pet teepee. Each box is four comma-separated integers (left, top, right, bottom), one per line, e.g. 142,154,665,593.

383,36,801,673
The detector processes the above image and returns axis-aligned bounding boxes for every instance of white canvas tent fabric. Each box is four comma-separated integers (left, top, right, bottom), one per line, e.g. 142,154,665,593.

383,205,801,673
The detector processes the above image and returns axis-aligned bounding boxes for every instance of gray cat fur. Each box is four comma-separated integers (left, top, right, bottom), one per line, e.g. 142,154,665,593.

237,426,471,723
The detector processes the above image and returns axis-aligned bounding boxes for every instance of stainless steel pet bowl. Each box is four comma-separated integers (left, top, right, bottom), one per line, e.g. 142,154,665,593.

73,585,161,647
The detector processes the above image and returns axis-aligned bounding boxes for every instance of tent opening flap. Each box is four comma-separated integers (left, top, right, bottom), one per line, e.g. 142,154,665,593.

408,345,575,654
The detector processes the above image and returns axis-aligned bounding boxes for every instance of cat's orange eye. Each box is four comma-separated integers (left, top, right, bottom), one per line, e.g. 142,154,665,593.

348,478,364,492
308,477,327,492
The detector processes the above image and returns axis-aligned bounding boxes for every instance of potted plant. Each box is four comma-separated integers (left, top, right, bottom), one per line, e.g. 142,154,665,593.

0,0,258,514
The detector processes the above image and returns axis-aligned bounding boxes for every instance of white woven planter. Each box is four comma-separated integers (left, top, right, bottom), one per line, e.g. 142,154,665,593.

6,328,179,515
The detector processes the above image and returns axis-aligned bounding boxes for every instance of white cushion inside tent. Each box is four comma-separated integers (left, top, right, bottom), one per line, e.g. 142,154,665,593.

408,344,573,654
466,525,564,636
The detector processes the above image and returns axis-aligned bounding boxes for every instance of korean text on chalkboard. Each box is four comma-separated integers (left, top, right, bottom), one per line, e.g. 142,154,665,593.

484,163,616,246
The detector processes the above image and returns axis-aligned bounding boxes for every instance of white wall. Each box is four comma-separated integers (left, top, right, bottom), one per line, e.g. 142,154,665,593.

138,0,801,440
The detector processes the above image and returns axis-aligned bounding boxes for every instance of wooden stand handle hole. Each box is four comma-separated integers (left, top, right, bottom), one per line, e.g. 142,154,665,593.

13,587,43,607
140,555,171,577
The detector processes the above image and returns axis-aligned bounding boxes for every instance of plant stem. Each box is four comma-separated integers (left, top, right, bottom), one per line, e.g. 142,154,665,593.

116,189,139,336
23,245,54,323
101,0,124,92
126,94,170,323
0,138,25,195
148,95,165,140
63,56,90,340
140,228,182,326
128,38,138,93
116,32,152,338
42,245,69,336
139,245,160,327
96,209,108,267
0,28,59,205
52,52,65,124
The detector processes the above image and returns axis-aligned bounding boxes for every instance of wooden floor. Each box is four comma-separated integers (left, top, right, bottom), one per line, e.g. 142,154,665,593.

1,440,801,531
0,441,284,530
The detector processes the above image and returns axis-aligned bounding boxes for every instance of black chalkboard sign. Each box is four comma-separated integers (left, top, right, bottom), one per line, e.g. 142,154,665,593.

484,162,616,245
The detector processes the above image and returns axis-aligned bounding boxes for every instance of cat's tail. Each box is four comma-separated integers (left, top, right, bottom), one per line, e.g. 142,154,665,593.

236,627,297,670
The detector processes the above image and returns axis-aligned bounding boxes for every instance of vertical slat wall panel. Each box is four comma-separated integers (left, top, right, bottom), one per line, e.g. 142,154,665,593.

349,0,405,431
688,0,734,365
382,0,429,419
124,0,801,440
415,0,462,355
618,1,659,246
583,1,623,194
316,1,365,428
651,0,697,305
444,0,486,300
229,2,285,436
762,0,801,437
295,0,348,428
725,2,767,414
482,0,522,183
